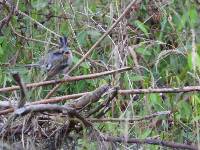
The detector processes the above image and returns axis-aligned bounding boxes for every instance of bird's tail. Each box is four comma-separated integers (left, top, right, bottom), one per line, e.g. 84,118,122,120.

59,36,68,49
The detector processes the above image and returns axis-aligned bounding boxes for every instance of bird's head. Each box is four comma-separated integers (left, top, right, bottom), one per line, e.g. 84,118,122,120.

59,36,73,65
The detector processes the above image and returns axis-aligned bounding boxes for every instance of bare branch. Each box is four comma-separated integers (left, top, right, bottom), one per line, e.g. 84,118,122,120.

0,92,86,110
0,67,131,93
102,135,198,150
119,86,200,94
3,85,200,115
68,85,109,110
87,87,118,117
14,104,74,116
0,85,110,115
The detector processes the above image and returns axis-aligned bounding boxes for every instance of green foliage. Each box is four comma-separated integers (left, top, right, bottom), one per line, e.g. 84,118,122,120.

134,20,149,37
31,0,49,10
0,0,200,149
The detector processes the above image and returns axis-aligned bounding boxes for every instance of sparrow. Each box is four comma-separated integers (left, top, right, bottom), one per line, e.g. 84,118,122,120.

26,36,73,79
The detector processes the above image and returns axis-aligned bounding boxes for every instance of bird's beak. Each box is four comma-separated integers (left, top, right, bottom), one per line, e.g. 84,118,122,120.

63,50,71,58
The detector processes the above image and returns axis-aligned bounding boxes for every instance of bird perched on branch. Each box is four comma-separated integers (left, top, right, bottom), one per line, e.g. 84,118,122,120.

26,36,73,79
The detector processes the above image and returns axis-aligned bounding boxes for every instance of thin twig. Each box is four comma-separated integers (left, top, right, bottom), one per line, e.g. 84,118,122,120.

17,10,61,37
2,84,200,97
10,23,58,46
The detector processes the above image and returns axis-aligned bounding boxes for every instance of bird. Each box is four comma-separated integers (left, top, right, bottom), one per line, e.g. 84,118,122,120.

26,36,73,79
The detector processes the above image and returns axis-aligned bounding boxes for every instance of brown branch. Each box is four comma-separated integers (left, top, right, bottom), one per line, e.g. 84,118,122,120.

3,85,200,115
0,92,87,108
0,108,14,115
0,67,131,93
12,72,27,108
14,104,74,116
2,85,200,114
102,135,198,150
87,87,118,117
88,111,171,123
0,85,109,115
45,0,141,98
68,85,109,110
32,92,87,105
0,93,86,115
119,86,200,94
0,101,17,109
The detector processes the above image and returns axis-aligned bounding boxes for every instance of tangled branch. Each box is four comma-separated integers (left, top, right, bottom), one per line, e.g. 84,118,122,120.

45,0,142,98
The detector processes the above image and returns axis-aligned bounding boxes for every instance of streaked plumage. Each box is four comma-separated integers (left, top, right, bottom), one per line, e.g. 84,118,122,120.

26,36,73,79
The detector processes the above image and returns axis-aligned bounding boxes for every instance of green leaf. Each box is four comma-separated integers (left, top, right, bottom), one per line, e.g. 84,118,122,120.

191,95,200,105
89,3,97,12
78,31,88,47
159,16,167,40
192,116,200,122
177,101,192,120
135,47,151,56
188,7,198,27
78,30,101,47
60,22,69,35
31,0,48,10
130,75,144,81
72,55,79,64
134,20,149,37
187,52,200,70
187,53,192,70
149,93,162,109
0,36,4,43
178,12,187,31
0,45,4,57
140,129,152,138
81,62,90,69
87,30,101,42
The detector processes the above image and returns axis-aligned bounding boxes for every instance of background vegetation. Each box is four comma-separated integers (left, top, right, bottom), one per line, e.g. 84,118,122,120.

0,0,200,149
